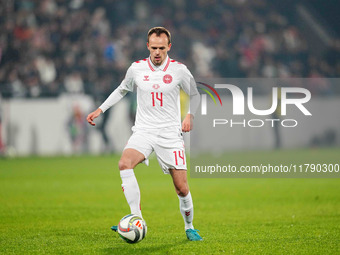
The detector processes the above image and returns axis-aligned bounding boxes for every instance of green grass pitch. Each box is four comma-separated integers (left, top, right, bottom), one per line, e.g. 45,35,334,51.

0,148,339,254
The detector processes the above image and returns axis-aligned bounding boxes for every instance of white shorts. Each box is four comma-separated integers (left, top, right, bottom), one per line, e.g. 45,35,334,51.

124,127,187,174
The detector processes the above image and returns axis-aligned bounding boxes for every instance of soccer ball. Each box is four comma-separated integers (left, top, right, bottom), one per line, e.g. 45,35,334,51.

117,214,147,243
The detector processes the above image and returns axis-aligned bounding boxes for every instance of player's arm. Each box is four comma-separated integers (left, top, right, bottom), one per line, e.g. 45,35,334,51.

180,67,200,132
87,65,135,126
86,85,129,126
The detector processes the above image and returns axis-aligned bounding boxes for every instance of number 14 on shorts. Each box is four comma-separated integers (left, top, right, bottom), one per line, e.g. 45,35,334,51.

173,150,185,165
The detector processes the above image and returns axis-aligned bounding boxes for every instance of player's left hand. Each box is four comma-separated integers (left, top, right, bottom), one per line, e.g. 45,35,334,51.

182,114,194,132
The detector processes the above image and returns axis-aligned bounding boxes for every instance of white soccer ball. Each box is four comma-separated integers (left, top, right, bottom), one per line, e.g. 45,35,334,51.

117,214,147,243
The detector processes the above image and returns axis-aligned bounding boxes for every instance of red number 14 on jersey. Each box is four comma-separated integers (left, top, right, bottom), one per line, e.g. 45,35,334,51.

151,92,163,107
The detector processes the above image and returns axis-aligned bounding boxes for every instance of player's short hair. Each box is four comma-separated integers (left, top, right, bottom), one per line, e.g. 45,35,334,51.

147,27,171,45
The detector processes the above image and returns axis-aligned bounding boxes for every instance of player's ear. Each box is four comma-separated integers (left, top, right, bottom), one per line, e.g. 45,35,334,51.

168,43,172,51
147,42,150,50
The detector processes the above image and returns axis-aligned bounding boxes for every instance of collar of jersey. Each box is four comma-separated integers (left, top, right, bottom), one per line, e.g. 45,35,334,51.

147,56,170,72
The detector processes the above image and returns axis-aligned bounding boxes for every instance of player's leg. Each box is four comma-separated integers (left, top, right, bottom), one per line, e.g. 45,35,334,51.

169,169,193,229
154,128,202,240
118,148,145,218
111,131,153,232
170,169,202,241
119,148,145,170
154,129,194,229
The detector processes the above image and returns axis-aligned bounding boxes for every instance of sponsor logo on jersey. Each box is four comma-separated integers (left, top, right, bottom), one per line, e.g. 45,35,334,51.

143,75,149,81
163,74,172,84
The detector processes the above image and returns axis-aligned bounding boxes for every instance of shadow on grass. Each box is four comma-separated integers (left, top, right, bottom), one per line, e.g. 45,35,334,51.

101,239,190,254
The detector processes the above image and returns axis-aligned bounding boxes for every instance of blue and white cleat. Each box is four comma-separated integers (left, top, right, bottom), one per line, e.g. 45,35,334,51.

111,225,118,232
186,229,203,241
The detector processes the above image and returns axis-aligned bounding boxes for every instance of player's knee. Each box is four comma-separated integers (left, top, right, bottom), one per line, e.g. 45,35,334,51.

118,158,133,170
177,186,189,197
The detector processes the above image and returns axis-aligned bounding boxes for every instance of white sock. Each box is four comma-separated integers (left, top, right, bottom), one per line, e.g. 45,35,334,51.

120,169,142,218
178,191,194,230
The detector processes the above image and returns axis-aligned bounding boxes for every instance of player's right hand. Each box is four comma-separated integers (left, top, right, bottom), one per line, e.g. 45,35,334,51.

86,108,103,126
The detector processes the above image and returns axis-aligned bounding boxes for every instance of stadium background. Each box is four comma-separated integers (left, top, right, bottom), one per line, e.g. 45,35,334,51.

1,0,340,155
0,0,339,254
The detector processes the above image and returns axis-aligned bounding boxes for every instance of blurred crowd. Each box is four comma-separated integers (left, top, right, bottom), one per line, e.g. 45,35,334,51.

0,0,339,98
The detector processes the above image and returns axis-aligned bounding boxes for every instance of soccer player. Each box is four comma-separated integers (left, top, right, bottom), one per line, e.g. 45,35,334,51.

87,27,202,241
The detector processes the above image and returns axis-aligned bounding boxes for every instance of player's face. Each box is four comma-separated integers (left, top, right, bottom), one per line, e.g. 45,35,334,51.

147,33,171,66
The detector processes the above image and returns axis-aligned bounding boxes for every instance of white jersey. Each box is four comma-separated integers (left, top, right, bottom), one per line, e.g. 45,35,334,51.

100,56,199,130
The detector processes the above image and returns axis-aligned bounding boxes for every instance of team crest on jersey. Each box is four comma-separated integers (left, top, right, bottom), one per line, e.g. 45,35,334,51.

163,74,172,84
152,84,160,89
143,75,149,81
